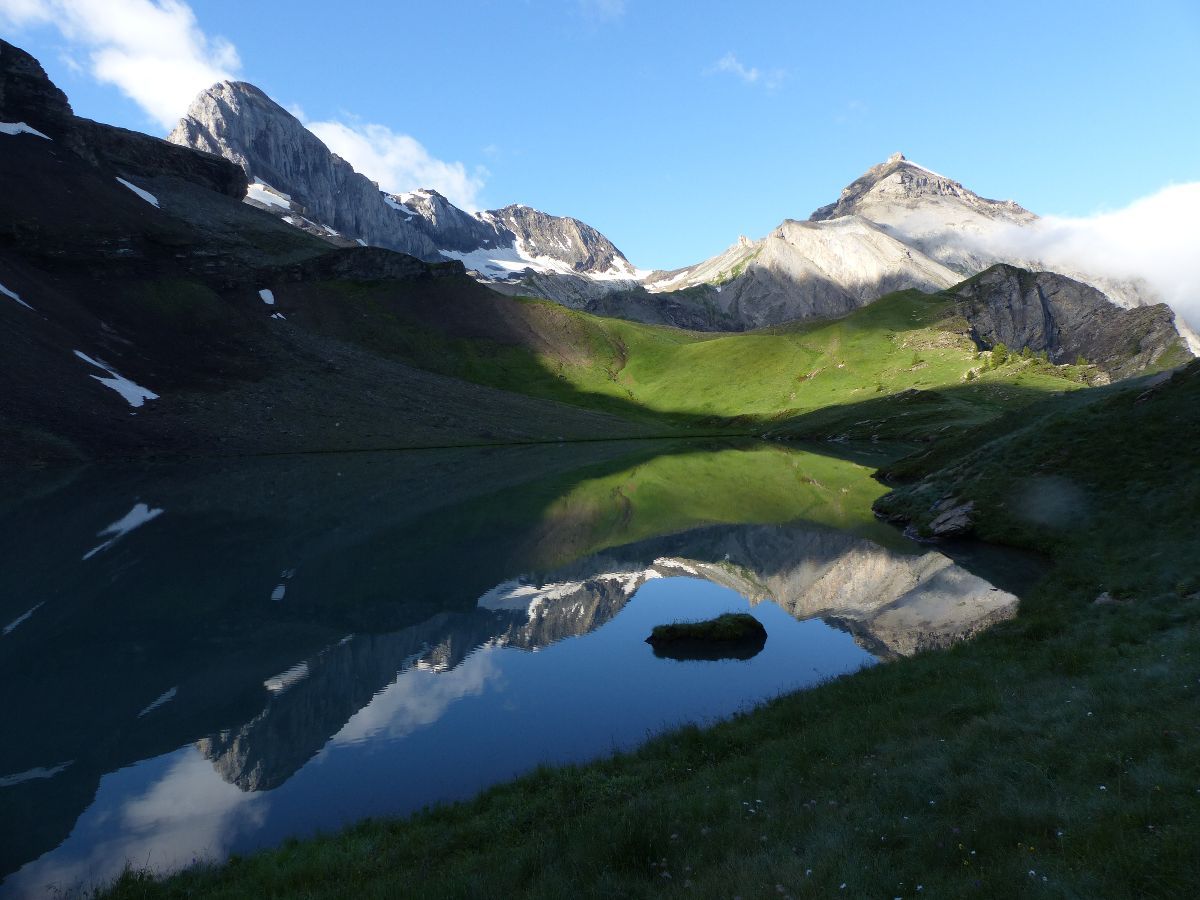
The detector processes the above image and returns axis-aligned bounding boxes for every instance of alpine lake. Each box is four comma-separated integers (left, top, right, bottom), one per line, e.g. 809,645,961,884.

0,440,1043,896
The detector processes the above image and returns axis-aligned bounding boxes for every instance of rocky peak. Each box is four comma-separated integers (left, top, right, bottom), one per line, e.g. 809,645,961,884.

809,152,1033,224
0,39,73,137
488,203,630,274
394,188,501,252
168,80,442,260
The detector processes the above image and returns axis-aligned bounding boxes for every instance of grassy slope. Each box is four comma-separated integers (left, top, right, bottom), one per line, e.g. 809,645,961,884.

303,282,1091,435
102,364,1200,899
876,359,1200,600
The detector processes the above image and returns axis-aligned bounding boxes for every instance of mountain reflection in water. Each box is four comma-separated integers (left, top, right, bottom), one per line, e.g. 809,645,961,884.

0,441,1040,896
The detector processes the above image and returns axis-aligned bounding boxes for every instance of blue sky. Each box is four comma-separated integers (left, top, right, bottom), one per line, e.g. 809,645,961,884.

3,0,1198,269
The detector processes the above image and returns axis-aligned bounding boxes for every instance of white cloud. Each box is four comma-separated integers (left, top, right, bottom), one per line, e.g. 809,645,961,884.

0,0,240,129
713,52,759,84
957,183,1200,326
579,0,626,21
1,1,488,207
332,645,501,745
710,52,784,90
3,747,267,896
307,119,487,211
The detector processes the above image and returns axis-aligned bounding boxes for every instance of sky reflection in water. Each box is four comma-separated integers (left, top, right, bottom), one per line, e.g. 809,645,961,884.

0,441,1038,897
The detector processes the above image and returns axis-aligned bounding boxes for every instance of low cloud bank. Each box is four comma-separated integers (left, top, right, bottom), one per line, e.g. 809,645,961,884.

977,183,1200,324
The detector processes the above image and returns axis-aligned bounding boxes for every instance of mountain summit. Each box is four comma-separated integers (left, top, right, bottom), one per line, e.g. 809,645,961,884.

809,152,1033,228
167,81,642,284
169,81,443,259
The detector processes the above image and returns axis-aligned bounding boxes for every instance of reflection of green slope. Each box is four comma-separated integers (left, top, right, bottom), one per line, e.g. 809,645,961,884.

529,443,907,568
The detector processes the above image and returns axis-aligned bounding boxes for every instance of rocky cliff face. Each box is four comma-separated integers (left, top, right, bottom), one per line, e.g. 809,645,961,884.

646,216,962,328
391,188,500,252
807,153,1162,315
166,81,643,284
0,38,73,132
486,204,634,275
168,81,443,259
954,264,1188,379
642,153,1023,324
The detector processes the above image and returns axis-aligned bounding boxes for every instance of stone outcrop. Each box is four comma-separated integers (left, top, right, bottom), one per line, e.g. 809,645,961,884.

954,264,1188,378
484,204,631,275
1,40,245,199
0,38,73,134
168,81,442,259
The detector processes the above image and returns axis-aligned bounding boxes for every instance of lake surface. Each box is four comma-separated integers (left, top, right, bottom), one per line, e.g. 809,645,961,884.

0,441,1041,897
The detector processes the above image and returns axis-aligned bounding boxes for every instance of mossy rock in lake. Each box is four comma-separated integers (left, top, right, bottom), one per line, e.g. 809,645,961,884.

646,613,767,661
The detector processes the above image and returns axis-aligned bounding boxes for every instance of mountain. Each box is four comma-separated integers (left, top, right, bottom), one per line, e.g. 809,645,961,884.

952,264,1187,380
643,216,962,328
167,81,643,285
0,40,652,462
166,81,441,258
644,152,1192,349
0,40,1188,464
166,81,1194,361
808,152,1165,312
808,151,1036,273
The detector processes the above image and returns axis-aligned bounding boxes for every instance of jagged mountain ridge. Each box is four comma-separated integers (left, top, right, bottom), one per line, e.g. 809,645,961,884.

167,81,642,281
166,81,1194,359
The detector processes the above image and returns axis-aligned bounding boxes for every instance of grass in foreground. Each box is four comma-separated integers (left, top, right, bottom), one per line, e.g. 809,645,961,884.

99,364,1200,898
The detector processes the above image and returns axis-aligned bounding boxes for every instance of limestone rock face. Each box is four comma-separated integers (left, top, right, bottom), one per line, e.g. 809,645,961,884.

955,264,1188,379
392,188,500,253
645,215,961,327
484,204,633,275
810,152,1035,230
166,81,642,282
168,81,442,259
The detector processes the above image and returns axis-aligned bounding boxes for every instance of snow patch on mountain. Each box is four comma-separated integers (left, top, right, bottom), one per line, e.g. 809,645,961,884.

115,177,160,208
1,281,34,310
1,120,50,139
74,350,159,408
246,179,292,210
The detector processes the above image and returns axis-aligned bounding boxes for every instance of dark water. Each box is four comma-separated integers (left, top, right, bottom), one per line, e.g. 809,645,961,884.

0,441,1040,897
